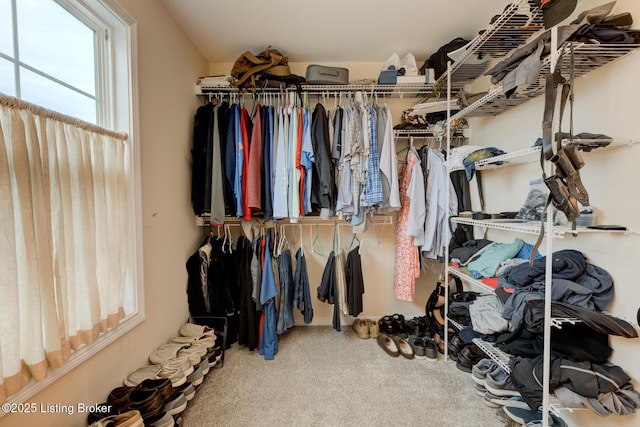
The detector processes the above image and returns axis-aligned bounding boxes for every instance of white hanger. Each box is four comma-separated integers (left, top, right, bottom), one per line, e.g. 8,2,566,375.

299,224,304,255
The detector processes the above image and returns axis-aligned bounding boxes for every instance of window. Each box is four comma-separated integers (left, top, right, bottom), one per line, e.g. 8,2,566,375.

1,0,101,123
0,0,142,406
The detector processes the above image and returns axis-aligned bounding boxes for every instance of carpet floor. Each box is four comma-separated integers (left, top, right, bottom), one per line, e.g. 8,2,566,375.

181,326,500,427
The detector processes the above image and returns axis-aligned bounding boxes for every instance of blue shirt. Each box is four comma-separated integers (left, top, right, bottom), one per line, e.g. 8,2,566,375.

234,104,243,217
259,234,278,360
224,105,237,214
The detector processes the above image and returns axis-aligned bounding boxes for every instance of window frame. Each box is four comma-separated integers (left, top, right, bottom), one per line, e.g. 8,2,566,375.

4,0,144,406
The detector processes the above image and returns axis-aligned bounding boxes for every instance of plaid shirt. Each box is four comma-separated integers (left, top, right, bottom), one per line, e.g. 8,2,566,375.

364,104,383,205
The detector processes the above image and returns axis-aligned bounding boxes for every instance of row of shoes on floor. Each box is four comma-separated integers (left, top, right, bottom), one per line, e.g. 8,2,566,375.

470,358,566,427
87,322,223,427
364,314,440,361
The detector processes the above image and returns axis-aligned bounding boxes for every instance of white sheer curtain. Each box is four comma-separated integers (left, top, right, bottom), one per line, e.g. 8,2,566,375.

0,94,129,403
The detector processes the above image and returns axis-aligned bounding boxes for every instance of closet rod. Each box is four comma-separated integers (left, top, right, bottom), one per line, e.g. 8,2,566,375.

197,216,393,227
195,83,466,98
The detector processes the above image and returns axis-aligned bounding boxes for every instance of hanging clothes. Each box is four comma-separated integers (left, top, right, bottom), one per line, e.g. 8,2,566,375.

293,247,313,324
210,103,225,225
346,245,365,317
363,103,383,206
422,148,458,260
191,103,213,216
259,233,278,360
218,102,236,216
330,107,343,213
185,235,212,317
250,235,263,311
246,105,262,212
262,105,274,220
237,235,260,351
192,95,396,222
301,105,314,215
378,104,400,212
288,106,301,218
276,248,295,334
240,106,251,220
393,148,423,302
223,103,237,216
214,237,240,346
317,249,340,331
310,103,332,213
273,105,289,219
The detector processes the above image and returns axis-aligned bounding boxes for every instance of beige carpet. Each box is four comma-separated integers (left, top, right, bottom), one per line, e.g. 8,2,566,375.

182,326,500,427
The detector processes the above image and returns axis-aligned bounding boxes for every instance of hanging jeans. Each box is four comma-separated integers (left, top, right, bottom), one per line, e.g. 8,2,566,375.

276,249,295,334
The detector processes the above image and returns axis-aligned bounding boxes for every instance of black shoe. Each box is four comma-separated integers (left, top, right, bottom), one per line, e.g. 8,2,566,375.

378,315,395,335
391,313,406,336
424,338,439,361
448,335,465,360
456,343,485,373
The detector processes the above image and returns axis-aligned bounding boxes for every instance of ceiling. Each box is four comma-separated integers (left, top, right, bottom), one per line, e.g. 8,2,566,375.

159,0,517,64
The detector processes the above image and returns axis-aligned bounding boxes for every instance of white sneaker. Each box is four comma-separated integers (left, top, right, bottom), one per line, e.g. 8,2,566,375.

162,356,194,377
171,334,216,348
150,343,186,364
179,323,214,337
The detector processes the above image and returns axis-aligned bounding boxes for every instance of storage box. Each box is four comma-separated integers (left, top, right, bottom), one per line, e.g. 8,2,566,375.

377,70,397,85
305,65,349,85
396,75,426,84
576,213,596,227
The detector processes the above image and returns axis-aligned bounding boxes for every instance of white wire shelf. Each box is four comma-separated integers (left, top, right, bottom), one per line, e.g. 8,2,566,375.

451,217,638,237
194,82,465,99
549,398,591,417
446,317,465,332
196,214,393,227
452,42,640,119
550,317,582,329
434,0,544,85
447,266,497,295
472,338,512,373
451,217,563,237
471,139,638,170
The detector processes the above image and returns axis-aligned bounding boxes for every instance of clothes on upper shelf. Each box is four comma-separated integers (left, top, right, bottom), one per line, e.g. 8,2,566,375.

467,238,524,279
499,249,614,330
484,2,640,97
190,95,400,222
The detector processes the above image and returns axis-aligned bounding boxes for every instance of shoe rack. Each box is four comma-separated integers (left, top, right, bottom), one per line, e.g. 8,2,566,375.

441,1,640,426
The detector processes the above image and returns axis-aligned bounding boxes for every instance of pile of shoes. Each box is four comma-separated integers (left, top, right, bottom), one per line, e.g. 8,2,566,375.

87,322,223,427
374,314,439,361
469,357,567,427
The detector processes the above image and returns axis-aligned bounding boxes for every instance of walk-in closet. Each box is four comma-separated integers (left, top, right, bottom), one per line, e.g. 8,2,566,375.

1,1,639,426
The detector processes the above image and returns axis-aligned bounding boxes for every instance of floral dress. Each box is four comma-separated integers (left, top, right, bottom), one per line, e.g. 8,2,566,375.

393,149,421,301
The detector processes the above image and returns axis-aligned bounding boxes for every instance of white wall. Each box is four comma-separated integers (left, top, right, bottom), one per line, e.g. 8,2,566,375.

469,1,640,425
0,1,208,425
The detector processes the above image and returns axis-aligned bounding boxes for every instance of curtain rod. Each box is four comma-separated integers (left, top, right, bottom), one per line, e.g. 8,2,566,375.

0,92,128,141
